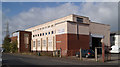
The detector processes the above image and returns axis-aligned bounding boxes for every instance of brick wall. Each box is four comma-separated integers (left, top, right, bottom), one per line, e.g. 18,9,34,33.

56,33,89,56
19,31,32,52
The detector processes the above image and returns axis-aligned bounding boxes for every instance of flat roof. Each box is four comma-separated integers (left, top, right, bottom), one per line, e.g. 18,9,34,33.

12,30,31,34
25,14,90,30
91,22,110,26
25,14,110,30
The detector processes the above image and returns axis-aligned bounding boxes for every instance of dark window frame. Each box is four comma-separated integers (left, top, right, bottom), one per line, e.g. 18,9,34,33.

77,17,83,23
51,31,54,34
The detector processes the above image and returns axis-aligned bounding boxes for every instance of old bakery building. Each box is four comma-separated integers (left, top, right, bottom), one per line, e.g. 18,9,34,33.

24,14,110,56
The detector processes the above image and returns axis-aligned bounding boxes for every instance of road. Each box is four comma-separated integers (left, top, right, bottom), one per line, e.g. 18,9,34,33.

2,53,119,67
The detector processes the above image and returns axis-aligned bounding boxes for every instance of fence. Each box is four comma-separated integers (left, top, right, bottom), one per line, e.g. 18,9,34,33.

53,49,62,57
52,47,111,62
67,49,80,57
94,46,111,62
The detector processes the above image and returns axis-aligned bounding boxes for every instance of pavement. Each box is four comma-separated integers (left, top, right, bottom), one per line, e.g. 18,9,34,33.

1,53,120,67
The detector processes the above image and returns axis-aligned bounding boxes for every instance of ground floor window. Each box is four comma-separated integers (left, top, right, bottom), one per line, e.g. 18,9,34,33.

48,40,52,47
33,41,35,47
37,40,40,47
43,40,46,47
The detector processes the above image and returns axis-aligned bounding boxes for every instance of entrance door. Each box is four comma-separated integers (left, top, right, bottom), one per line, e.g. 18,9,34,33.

92,37,102,54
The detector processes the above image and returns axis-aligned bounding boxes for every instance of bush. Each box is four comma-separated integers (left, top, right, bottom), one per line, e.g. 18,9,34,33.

10,40,18,53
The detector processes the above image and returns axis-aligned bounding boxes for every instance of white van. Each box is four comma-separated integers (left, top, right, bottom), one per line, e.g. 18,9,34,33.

110,45,120,53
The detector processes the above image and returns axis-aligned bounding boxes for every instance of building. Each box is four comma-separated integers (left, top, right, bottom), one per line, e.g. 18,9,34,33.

110,32,120,53
11,30,31,52
25,14,110,56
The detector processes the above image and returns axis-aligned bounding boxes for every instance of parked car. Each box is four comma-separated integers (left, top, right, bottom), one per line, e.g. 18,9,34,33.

75,49,95,58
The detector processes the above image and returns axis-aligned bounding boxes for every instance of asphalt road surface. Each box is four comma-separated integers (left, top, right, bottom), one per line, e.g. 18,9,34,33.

2,53,119,67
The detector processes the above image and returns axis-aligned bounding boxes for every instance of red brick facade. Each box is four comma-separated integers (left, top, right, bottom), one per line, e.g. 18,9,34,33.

68,34,90,50
56,34,90,56
19,31,32,52
11,36,17,42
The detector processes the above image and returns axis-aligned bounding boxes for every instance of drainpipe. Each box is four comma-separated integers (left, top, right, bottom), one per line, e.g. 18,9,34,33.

77,23,79,40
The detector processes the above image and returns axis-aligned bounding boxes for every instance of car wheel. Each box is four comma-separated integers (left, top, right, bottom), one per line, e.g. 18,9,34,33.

86,55,88,58
76,54,78,57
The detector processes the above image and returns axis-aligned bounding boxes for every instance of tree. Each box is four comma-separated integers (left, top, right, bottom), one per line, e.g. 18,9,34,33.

2,35,11,52
10,40,18,53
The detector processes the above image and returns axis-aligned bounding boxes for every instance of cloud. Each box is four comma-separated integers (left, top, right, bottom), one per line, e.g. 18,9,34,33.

5,2,118,37
7,3,79,34
79,2,118,31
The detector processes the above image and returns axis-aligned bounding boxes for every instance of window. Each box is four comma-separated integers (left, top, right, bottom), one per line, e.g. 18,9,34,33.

48,40,52,47
43,40,46,46
43,33,44,36
49,32,50,34
24,34,29,44
38,34,39,36
37,29,39,30
40,33,41,36
42,27,44,29
51,25,53,27
48,26,50,28
33,35,34,37
46,33,47,35
33,41,35,47
40,28,41,30
37,40,40,47
51,31,54,34
45,27,47,29
77,17,83,23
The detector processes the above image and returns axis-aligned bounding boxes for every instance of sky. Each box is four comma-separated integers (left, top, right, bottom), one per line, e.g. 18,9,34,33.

1,2,119,44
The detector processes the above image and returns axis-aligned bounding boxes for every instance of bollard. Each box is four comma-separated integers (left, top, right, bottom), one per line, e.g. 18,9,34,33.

60,48,62,58
95,47,98,61
80,48,82,60
53,51,55,57
102,43,105,62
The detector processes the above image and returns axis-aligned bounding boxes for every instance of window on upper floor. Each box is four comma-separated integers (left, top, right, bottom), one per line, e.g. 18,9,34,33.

37,29,39,30
42,27,44,29
40,33,41,36
33,35,34,37
45,26,47,29
51,25,53,27
46,33,47,35
43,33,44,36
38,34,39,36
40,28,41,30
48,26,50,28
49,32,50,35
77,17,83,23
51,31,54,34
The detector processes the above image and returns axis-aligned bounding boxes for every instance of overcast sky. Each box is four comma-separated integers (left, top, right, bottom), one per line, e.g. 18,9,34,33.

1,2,119,44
